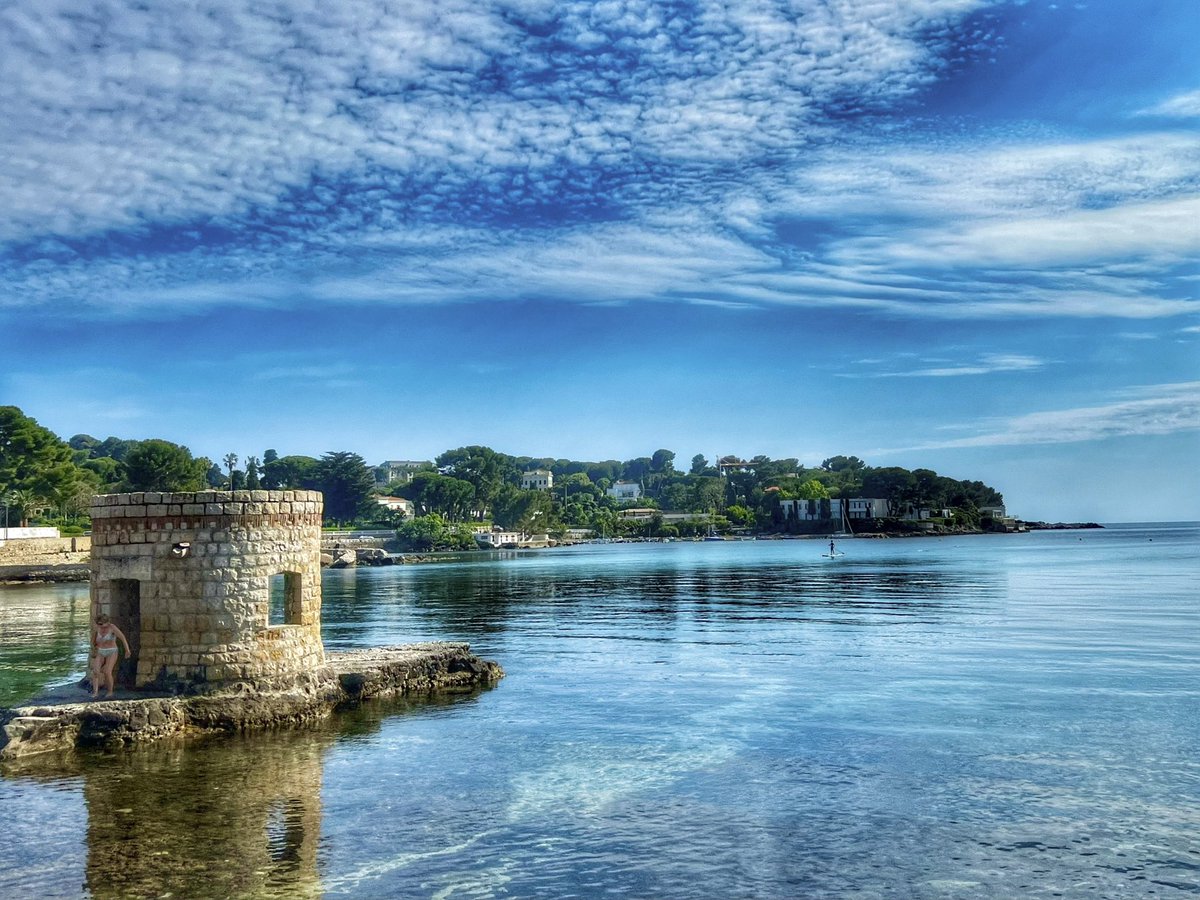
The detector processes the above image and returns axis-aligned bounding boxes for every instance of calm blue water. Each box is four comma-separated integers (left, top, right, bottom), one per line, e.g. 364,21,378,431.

2,524,1198,898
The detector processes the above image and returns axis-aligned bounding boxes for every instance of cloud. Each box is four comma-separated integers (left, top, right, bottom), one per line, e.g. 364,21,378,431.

251,363,359,382
878,382,1200,451
0,0,1197,326
834,196,1200,270
0,0,995,242
841,353,1047,378
1138,89,1200,118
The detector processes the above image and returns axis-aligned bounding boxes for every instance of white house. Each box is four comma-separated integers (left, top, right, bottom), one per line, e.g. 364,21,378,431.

619,509,712,526
474,529,552,548
900,505,954,521
375,460,430,486
779,498,843,521
474,529,525,548
846,498,890,519
607,481,642,501
375,496,414,517
521,469,554,491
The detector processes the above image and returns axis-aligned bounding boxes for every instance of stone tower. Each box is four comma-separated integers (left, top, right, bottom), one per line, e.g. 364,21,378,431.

89,490,325,691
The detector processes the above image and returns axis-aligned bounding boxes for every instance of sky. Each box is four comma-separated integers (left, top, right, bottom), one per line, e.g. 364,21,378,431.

1,0,1197,523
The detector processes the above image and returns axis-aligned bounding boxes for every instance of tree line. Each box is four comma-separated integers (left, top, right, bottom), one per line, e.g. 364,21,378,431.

387,446,1004,544
0,406,380,530
1,405,1004,542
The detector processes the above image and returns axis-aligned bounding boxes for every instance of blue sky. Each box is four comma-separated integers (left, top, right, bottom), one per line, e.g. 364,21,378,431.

1,0,1197,522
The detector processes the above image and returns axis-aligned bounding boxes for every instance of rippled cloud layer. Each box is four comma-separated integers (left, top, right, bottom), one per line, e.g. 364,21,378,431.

3,0,1196,322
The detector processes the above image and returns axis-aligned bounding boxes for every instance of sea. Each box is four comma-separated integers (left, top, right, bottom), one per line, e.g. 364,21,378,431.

1,522,1197,898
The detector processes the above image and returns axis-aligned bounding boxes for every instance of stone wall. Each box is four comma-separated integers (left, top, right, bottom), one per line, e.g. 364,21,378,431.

90,491,325,691
0,535,91,565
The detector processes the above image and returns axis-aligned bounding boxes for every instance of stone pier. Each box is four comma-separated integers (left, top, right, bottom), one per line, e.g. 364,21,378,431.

1,643,502,760
0,490,503,761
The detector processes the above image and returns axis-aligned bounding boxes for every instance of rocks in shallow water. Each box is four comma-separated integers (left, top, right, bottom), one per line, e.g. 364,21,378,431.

354,548,393,565
0,643,503,760
318,548,401,568
327,549,357,568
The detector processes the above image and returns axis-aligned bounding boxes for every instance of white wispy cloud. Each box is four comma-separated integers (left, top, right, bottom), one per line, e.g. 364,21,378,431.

251,363,359,382
1138,88,1200,118
879,382,1200,451
835,195,1200,270
841,353,1047,378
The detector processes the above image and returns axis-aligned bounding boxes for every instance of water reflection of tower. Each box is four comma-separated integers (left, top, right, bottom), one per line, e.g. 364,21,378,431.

80,727,329,899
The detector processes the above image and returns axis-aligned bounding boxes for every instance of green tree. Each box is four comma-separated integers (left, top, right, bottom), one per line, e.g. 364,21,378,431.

690,454,708,475
0,407,90,514
690,477,724,513
261,455,318,490
861,467,917,509
586,461,622,485
796,479,830,500
491,485,554,531
435,446,518,518
622,457,652,482
821,455,866,473
312,451,376,524
69,434,100,454
659,481,692,511
70,435,138,463
911,468,945,508
402,472,475,521
395,514,448,551
244,456,261,489
725,504,754,526
123,440,210,491
395,514,477,551
81,456,123,488
561,472,595,499
651,449,676,474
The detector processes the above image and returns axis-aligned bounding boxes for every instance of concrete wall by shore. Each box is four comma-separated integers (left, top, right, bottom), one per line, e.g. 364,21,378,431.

0,526,61,541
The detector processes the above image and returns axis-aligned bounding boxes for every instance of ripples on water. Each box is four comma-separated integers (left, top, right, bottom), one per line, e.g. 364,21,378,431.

2,524,1198,898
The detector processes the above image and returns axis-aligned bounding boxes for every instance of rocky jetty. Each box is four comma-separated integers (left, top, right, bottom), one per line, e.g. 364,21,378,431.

0,562,90,583
1021,521,1104,530
0,642,502,761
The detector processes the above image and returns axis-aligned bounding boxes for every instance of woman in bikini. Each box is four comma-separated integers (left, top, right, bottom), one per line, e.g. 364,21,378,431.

91,614,131,699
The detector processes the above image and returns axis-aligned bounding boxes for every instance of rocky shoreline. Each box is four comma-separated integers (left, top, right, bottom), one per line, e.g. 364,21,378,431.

0,642,503,761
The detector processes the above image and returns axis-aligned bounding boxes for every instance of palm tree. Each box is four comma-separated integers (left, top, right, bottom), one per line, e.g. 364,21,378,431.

222,453,238,489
